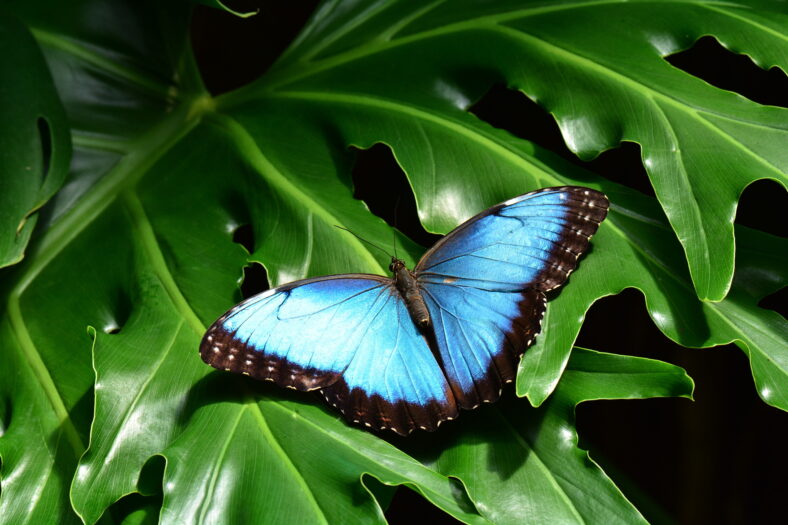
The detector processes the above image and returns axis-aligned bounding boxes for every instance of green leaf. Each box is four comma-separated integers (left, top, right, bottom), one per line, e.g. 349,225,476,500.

0,1,785,523
0,12,70,268
417,348,693,524
251,0,788,301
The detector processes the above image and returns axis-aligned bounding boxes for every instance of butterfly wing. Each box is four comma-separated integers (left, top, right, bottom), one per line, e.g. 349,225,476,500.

200,275,458,435
416,186,609,408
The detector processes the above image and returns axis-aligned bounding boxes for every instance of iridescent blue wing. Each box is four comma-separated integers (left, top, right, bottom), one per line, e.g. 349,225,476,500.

200,276,458,435
416,186,609,409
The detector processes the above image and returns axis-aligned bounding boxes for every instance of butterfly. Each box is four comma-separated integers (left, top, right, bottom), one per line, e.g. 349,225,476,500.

200,186,609,435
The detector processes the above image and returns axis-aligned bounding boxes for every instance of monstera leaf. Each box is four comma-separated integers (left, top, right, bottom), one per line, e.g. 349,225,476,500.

0,0,785,523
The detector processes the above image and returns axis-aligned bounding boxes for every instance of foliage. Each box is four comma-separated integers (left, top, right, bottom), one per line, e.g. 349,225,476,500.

0,1,785,523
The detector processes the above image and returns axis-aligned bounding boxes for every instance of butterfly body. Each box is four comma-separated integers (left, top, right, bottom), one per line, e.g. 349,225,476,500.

391,258,432,328
201,186,609,435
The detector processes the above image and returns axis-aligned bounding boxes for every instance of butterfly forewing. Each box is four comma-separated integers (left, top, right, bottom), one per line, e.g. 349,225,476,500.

416,186,609,292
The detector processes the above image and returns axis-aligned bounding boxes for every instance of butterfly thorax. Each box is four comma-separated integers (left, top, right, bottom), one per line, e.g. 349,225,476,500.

390,257,431,329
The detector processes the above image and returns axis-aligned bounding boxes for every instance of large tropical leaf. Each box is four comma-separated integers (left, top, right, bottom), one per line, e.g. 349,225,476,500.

235,0,787,302
0,0,785,523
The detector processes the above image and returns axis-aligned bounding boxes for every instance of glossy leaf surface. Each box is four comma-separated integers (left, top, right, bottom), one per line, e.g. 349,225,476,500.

0,1,785,523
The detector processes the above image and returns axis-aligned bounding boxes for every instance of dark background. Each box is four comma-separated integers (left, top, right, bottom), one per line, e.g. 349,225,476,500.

191,2,787,523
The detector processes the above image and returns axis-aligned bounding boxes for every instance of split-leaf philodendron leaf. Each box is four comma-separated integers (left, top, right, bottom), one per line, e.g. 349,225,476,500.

0,1,785,523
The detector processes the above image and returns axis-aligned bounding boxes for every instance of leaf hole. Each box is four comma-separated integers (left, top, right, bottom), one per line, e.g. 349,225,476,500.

0,395,11,438
232,223,255,254
104,492,162,523
385,484,465,524
138,454,166,496
351,143,442,248
576,289,680,360
238,261,269,300
190,1,320,95
100,455,165,523
469,84,654,196
37,117,53,179
734,179,787,238
100,288,132,335
758,287,786,318
665,36,787,108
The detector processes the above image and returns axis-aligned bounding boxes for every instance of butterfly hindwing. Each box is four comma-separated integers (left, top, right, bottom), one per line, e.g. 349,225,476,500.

416,186,608,408
200,275,458,435
421,285,546,409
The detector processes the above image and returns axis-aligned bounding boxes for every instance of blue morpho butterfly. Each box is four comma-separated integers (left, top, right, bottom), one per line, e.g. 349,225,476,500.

200,186,608,435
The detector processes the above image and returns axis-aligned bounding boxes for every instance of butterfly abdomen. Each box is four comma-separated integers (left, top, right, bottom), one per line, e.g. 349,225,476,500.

390,257,431,328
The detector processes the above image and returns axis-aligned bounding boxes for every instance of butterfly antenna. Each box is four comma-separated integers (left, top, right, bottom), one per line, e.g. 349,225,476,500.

334,226,393,258
392,194,402,259
392,227,398,259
